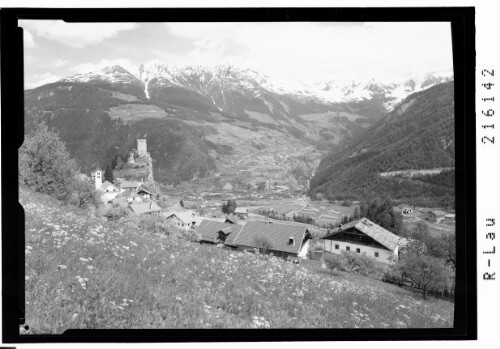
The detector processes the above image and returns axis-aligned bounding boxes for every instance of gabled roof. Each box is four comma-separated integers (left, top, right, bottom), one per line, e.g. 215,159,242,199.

165,211,197,225
321,218,403,251
225,215,238,224
137,188,153,195
121,180,141,189
99,181,119,192
116,189,139,199
230,221,309,255
196,220,243,244
130,201,162,214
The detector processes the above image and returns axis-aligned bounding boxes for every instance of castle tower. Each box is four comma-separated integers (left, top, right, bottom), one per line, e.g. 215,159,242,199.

137,139,147,157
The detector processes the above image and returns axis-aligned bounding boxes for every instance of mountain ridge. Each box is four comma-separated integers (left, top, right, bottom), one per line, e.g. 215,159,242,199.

25,62,454,194
309,81,455,206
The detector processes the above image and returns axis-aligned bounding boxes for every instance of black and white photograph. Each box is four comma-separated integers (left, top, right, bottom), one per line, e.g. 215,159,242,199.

16,18,461,333
0,4,484,345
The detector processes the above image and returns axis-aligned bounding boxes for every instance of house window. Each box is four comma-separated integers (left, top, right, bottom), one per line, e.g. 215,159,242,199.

335,244,339,250
374,252,379,257
356,248,361,253
346,246,350,252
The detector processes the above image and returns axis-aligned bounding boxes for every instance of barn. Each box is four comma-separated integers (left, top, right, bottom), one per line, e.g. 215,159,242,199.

196,220,243,245
320,218,406,267
228,221,312,259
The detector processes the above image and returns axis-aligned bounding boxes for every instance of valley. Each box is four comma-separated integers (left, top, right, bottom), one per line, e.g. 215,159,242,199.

24,62,456,217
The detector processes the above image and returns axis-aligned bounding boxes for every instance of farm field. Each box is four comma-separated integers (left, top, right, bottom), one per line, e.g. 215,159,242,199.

246,199,360,226
293,201,359,224
22,187,453,332
402,219,455,238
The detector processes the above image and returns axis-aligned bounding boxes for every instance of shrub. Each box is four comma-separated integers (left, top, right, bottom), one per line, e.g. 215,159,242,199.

103,206,129,221
19,121,79,200
322,253,343,274
65,176,99,208
387,239,454,299
340,251,378,277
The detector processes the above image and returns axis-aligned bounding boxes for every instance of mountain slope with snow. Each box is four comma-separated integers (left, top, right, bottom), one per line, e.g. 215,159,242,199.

26,61,454,188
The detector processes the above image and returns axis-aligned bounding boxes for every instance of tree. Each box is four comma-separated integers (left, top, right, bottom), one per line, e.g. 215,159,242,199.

224,199,237,214
359,198,402,235
438,231,456,269
323,253,343,274
340,215,350,224
104,164,114,183
19,121,79,200
180,200,185,208
352,206,360,220
66,177,99,208
392,239,451,299
115,156,124,170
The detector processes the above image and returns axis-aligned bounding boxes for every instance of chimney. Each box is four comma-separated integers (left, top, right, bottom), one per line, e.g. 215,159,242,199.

289,237,295,245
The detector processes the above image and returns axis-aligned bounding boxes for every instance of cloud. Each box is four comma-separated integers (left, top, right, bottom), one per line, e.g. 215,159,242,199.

71,58,136,75
40,58,70,69
19,20,138,48
162,22,453,83
25,72,60,89
23,29,36,48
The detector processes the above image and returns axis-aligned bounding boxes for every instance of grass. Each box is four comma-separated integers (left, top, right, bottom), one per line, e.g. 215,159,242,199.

22,187,454,333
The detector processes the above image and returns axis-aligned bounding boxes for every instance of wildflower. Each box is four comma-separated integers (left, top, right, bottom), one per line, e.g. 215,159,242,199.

25,276,30,280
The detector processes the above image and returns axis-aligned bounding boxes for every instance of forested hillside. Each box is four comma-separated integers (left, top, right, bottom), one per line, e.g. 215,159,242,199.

24,82,216,182
309,81,455,207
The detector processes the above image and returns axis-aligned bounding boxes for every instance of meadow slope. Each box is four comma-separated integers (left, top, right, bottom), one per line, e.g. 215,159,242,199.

22,188,453,333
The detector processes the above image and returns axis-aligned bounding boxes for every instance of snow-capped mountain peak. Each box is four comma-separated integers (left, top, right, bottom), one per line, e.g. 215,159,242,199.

61,65,140,85
59,60,453,111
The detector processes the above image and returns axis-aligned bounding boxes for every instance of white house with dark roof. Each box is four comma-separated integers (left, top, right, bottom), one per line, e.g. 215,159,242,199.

320,218,407,267
163,211,200,230
234,207,249,219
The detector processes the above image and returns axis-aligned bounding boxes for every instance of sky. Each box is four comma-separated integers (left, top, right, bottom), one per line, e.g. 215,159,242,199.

20,21,453,89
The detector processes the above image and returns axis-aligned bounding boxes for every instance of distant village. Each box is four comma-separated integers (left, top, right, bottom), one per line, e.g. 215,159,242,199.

83,138,455,274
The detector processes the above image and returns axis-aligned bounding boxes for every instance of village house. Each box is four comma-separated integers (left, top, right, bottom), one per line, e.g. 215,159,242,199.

115,189,142,203
98,181,122,203
196,220,243,245
129,201,162,215
163,211,200,230
320,218,407,268
119,180,141,191
234,207,249,220
227,221,312,259
90,167,124,203
224,215,239,224
137,187,154,200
